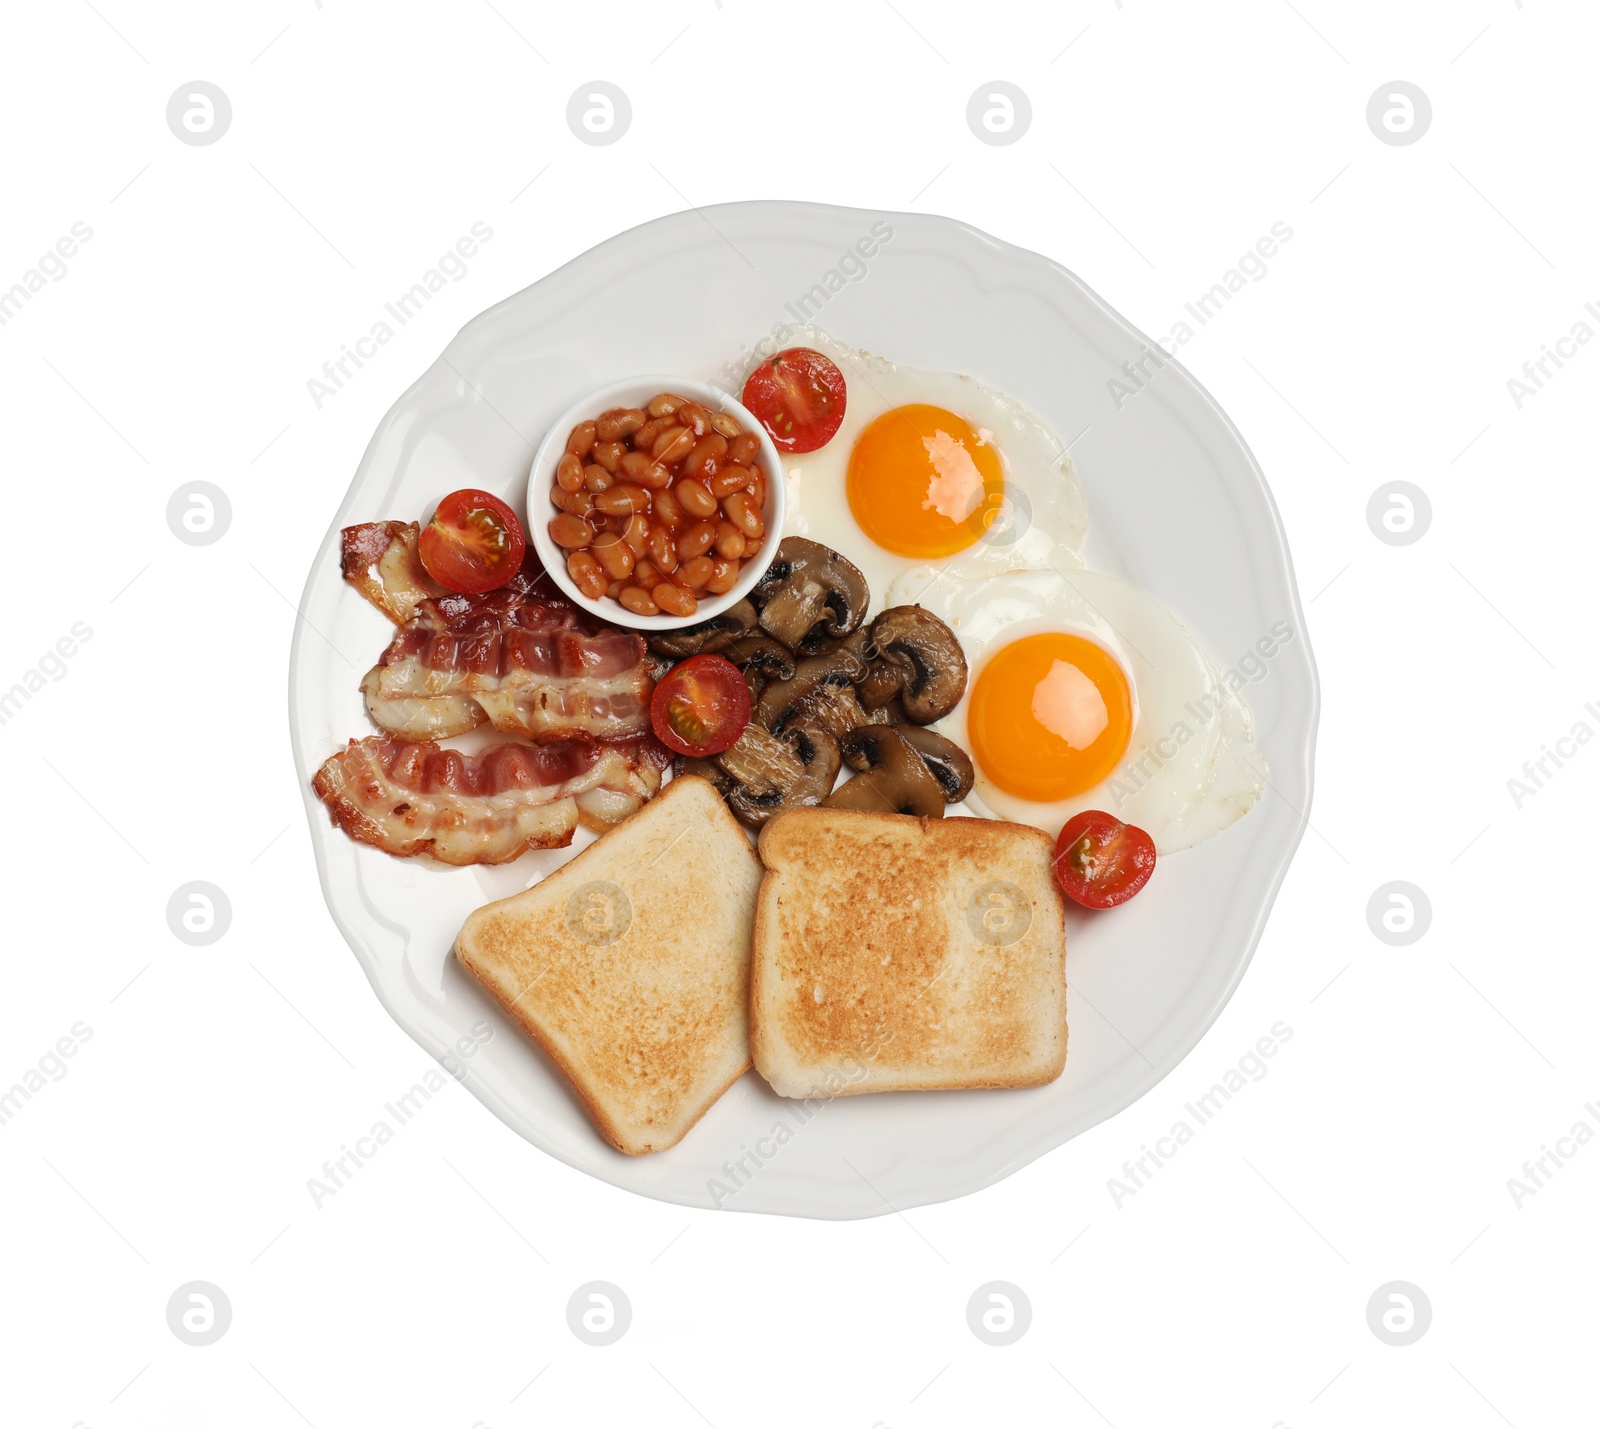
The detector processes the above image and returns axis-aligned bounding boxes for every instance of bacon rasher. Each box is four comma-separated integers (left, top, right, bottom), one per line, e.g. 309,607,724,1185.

340,521,446,626
346,539,655,745
312,735,671,865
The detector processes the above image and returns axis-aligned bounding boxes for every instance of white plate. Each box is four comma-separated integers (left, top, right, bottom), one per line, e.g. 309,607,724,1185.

289,202,1318,1219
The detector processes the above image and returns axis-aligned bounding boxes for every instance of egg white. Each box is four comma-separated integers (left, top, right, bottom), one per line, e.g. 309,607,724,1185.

759,327,1089,613
887,567,1268,854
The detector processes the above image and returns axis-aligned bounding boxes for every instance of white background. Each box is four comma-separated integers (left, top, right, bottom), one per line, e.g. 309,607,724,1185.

2,1,1594,1425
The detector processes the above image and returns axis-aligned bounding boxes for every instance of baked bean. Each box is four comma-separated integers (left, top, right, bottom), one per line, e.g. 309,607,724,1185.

675,402,712,437
710,411,741,439
672,515,716,553
682,433,728,482
747,467,767,507
559,489,595,517
568,551,607,599
674,555,715,590
596,407,646,442
566,420,598,459
619,451,672,489
713,520,746,559
594,483,651,516
651,425,696,465
653,581,697,617
653,487,685,529
618,450,655,480
646,526,679,574
556,453,585,493
646,392,686,418
723,489,764,539
633,559,659,586
675,478,718,518
676,519,717,560
549,514,594,549
592,440,626,473
622,513,651,555
592,532,635,580
618,585,660,616
727,431,760,466
709,463,752,498
633,415,672,450
583,463,613,493
705,557,741,594
605,578,625,599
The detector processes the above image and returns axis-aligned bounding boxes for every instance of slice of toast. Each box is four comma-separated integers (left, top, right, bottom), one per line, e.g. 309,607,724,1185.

454,775,761,1155
751,808,1067,1099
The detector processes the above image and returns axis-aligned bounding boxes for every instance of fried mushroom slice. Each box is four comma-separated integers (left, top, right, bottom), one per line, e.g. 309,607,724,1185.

671,755,733,795
875,693,912,725
794,684,890,741
824,726,947,818
713,722,842,828
856,657,906,713
720,633,795,702
751,538,869,653
865,605,968,724
756,630,872,738
895,726,975,803
646,598,758,659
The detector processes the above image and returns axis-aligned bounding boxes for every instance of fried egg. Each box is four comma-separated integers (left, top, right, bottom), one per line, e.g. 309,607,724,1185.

887,567,1268,853
764,328,1088,609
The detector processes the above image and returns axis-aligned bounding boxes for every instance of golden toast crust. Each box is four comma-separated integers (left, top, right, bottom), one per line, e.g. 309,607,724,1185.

752,808,1068,1098
454,776,761,1155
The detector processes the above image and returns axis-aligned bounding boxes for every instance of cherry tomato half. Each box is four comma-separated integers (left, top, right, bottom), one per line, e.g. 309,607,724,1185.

650,654,751,757
418,488,526,594
741,348,847,453
1052,811,1157,910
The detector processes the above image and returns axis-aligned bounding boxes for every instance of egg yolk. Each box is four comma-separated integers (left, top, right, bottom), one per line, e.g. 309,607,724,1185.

846,404,1005,558
968,633,1133,801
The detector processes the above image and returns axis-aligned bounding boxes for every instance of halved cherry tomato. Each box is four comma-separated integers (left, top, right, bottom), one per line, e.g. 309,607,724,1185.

650,654,751,757
1052,811,1157,910
741,348,847,453
418,488,526,594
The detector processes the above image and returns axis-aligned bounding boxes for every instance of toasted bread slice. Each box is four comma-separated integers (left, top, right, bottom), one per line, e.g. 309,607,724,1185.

454,775,761,1155
751,808,1067,1098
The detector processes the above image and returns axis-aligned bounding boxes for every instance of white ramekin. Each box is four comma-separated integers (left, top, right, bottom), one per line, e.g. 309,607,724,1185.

526,376,786,632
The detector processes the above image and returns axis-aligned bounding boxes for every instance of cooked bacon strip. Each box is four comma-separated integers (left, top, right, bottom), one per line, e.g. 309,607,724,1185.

341,521,447,625
312,735,669,865
360,558,654,744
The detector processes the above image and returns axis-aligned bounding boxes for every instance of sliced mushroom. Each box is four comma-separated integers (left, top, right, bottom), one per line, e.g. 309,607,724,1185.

792,682,890,741
876,693,912,725
671,755,733,795
714,722,841,828
720,633,795,702
646,598,757,659
895,726,975,803
751,538,869,653
824,726,947,817
756,632,872,737
723,633,795,681
856,658,905,713
866,605,968,724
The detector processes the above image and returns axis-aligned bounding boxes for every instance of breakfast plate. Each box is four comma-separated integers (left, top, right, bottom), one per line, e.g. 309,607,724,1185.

289,201,1318,1218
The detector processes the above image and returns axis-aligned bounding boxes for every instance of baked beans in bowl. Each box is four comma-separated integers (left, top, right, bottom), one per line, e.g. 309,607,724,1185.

527,376,787,630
